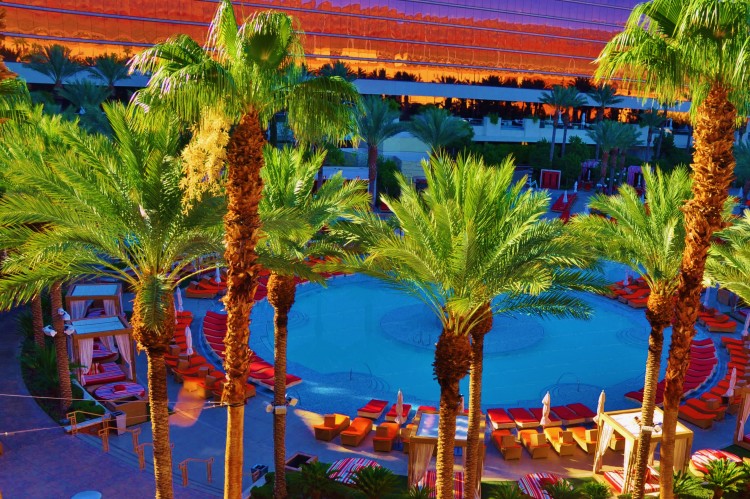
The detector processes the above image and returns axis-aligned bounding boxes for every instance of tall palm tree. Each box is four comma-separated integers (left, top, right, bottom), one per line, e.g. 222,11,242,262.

539,85,584,162
24,44,81,89
407,106,472,153
86,53,129,95
317,60,356,81
0,103,225,499
568,167,691,497
559,88,587,158
344,154,598,499
259,145,368,498
639,111,665,162
588,84,623,159
596,1,750,495
612,125,642,192
356,95,404,208
586,120,621,186
129,2,360,495
55,81,110,113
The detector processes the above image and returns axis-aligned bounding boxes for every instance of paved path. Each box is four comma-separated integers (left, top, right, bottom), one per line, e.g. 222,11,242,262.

0,309,208,499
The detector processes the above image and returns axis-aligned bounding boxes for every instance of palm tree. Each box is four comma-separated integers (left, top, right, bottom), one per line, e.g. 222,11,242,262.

596,1,750,495
31,293,44,348
706,211,750,313
639,111,665,162
344,154,598,498
0,103,225,499
733,140,750,204
258,145,368,498
702,460,745,499
407,106,472,153
86,53,129,95
612,125,642,192
588,84,623,159
568,166,691,497
24,44,81,89
539,86,584,162
317,60,356,81
586,120,621,186
356,95,404,208
559,88,587,158
128,2,360,495
55,81,110,112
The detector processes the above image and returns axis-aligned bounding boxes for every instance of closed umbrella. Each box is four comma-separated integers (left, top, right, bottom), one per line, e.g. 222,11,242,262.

185,325,194,356
540,392,551,427
214,264,221,284
573,181,578,193
703,286,712,307
175,287,183,313
740,186,745,201
594,390,606,423
395,389,404,425
563,190,568,204
742,313,750,337
726,368,737,398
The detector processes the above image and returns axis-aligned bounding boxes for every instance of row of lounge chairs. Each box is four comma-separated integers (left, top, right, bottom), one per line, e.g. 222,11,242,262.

486,403,596,431
607,277,650,308
626,338,716,406
698,306,739,333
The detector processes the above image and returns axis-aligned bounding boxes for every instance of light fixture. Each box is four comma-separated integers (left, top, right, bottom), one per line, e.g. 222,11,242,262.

57,308,71,322
265,403,273,413
285,394,298,407
42,325,56,337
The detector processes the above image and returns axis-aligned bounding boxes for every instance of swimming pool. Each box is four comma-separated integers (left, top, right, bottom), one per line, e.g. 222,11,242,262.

248,269,695,411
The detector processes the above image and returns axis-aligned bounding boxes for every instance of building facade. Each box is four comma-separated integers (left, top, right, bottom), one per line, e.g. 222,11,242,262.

3,0,639,82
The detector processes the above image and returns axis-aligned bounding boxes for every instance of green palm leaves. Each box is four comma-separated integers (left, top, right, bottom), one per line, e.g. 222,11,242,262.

706,211,750,304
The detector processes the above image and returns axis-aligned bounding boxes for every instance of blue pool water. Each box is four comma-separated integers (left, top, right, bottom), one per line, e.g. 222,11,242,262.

247,269,698,410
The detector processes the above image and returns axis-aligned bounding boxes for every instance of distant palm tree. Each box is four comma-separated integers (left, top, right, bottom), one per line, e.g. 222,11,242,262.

568,167,691,497
539,85,585,161
356,96,404,208
639,111,665,162
24,44,81,89
586,120,622,185
56,81,110,111
559,88,588,158
407,106,472,153
259,145,368,498
596,0,750,495
588,84,623,158
86,53,129,95
129,1,360,495
317,60,356,81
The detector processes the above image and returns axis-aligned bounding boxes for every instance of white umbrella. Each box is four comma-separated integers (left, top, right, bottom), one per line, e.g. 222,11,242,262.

743,313,750,337
185,325,194,356
703,286,712,307
594,390,606,423
395,389,404,425
573,181,578,193
563,190,568,204
726,368,737,398
214,265,222,284
587,168,591,181
583,205,590,215
175,287,183,313
540,391,551,427
458,395,465,415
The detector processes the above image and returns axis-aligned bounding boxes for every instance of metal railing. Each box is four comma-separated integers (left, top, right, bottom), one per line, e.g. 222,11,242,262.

178,457,214,487
137,442,174,471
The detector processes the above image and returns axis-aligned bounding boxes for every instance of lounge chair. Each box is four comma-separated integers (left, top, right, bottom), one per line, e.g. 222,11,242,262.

704,319,738,333
566,403,596,422
518,429,550,459
529,408,562,427
603,466,659,495
356,399,389,419
340,417,373,447
491,430,521,460
549,405,586,426
543,427,575,456
384,403,412,422
184,282,216,299
487,408,516,430
690,449,742,474
678,404,715,429
372,422,400,452
508,407,539,428
518,472,563,498
570,427,597,453
313,414,350,441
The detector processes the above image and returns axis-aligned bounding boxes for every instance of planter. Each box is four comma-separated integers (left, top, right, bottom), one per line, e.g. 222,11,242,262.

285,452,318,472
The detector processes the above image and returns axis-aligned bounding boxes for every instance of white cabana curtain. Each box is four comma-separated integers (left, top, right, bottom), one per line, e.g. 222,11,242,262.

78,337,95,383
70,299,93,319
103,335,116,353
409,441,435,487
738,394,750,439
103,299,117,316
115,334,133,379
622,438,635,492
593,422,615,472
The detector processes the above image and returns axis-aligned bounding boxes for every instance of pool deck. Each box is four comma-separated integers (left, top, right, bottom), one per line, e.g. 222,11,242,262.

0,187,743,498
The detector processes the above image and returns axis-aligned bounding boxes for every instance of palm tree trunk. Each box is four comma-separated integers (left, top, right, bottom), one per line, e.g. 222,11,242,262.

660,83,736,498
561,120,569,158
631,291,671,499
549,121,557,163
222,111,266,499
434,322,472,499
32,294,45,348
50,282,72,412
646,129,653,162
464,305,492,499
267,273,297,499
130,284,176,499
367,144,378,209
600,150,610,181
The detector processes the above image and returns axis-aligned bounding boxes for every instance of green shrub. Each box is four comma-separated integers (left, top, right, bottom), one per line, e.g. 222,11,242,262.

490,482,527,499
377,156,401,199
488,112,499,125
68,399,105,422
406,484,432,498
672,470,703,497
297,461,335,499
704,459,745,498
351,465,398,499
21,343,60,394
579,480,610,499
542,479,579,499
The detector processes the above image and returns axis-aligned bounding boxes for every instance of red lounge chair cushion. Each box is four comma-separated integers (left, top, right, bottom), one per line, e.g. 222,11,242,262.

567,403,596,419
487,408,514,426
508,408,538,424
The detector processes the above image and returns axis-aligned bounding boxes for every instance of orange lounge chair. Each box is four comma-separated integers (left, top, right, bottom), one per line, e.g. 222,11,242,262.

356,399,389,419
543,427,575,456
570,427,597,454
603,467,659,495
678,404,715,429
314,414,350,441
340,417,373,447
372,422,400,452
518,429,550,459
491,429,521,460
487,408,516,430
704,319,738,333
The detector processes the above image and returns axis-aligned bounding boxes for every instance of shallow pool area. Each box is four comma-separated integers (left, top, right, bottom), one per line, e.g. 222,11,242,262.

247,271,704,411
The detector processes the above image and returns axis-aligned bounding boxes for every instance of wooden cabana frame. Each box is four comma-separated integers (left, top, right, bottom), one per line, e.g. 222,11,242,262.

69,315,136,382
594,407,693,494
66,283,124,318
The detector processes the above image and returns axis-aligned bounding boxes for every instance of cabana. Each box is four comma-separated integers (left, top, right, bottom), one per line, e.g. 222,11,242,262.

407,412,485,497
66,283,124,319
69,315,136,385
733,386,750,450
594,407,693,494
